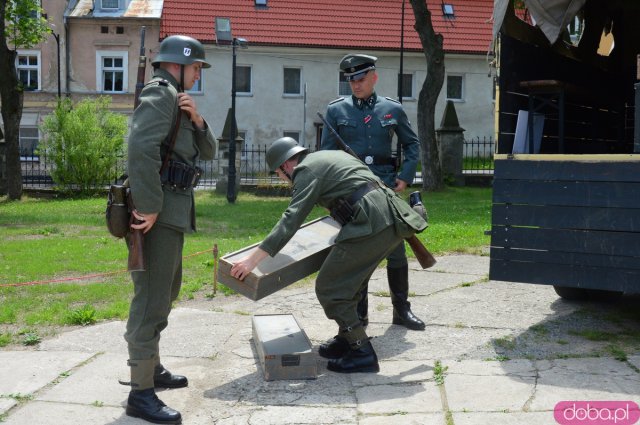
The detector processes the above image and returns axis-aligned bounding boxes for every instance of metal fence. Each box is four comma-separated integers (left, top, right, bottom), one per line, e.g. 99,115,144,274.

20,137,494,190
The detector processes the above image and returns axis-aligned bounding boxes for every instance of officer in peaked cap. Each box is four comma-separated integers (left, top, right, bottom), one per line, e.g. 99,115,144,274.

340,53,378,81
320,52,426,340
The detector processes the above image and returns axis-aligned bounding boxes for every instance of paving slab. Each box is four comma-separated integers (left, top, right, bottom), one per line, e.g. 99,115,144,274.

453,411,553,425
0,351,95,395
356,382,443,415
360,413,445,425
530,358,640,411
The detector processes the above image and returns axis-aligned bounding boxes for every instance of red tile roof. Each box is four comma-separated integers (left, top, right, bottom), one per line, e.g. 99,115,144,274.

161,0,493,55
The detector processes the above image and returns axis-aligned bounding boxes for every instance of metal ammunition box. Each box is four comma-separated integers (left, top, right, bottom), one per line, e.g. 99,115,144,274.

217,216,340,300
252,314,317,381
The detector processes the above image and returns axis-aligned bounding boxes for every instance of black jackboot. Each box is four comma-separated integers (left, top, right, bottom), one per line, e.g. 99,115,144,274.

327,339,380,373
388,265,426,331
126,388,182,424
154,364,188,389
318,334,350,359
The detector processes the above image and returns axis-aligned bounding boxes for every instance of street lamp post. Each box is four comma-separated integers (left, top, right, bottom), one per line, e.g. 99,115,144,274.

215,17,247,203
52,31,61,99
398,0,405,105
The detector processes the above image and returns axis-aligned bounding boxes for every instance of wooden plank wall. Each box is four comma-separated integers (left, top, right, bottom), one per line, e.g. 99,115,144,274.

490,159,640,294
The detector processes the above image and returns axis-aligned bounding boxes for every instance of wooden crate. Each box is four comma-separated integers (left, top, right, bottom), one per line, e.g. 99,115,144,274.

217,216,340,300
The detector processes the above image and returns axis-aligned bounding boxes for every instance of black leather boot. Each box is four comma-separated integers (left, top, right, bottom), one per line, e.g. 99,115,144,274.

318,335,350,359
356,279,369,328
388,265,426,331
126,388,182,424
154,364,188,389
327,339,380,373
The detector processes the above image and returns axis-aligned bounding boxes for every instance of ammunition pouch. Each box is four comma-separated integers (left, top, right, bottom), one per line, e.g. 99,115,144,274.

160,160,202,190
330,181,380,226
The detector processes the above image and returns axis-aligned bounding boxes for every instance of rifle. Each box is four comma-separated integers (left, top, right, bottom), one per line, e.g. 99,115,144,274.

317,112,436,269
127,26,147,272
134,26,146,110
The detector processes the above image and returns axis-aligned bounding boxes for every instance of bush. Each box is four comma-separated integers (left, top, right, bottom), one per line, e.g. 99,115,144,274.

39,97,128,195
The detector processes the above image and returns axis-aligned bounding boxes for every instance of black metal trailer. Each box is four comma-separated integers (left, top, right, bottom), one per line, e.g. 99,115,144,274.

490,0,640,299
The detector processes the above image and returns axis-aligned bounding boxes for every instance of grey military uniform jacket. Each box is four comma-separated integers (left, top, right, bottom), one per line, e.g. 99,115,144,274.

320,92,420,188
259,150,427,257
128,68,216,233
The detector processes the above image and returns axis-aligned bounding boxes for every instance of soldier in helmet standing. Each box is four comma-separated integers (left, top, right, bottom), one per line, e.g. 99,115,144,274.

230,137,427,374
124,35,216,424
320,53,426,332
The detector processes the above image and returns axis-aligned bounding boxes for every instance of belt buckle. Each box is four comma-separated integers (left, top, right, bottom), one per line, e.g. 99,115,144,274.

364,155,374,165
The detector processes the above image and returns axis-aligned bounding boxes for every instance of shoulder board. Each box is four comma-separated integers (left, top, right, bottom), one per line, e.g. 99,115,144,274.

329,97,345,105
384,96,401,104
144,78,171,88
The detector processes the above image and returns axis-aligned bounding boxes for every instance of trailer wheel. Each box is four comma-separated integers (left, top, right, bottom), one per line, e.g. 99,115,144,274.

586,289,623,302
553,285,589,300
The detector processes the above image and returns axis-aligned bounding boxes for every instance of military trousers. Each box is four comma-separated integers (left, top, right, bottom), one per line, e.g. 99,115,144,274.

315,225,403,344
124,223,184,388
386,239,408,268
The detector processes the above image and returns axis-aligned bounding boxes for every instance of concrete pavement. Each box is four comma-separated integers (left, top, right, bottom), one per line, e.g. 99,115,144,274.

1,254,639,424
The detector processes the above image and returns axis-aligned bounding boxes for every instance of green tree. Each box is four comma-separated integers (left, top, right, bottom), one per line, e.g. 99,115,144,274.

409,0,445,191
39,96,128,195
0,0,50,199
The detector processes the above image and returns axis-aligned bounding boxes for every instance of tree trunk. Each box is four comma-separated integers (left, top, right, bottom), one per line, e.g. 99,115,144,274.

0,0,24,199
409,0,445,191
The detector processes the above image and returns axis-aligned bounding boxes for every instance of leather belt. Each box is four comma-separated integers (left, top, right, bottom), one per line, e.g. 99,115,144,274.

346,181,380,206
358,155,396,166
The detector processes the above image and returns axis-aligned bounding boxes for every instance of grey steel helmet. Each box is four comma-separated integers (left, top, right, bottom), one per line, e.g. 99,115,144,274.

152,35,211,68
266,137,308,172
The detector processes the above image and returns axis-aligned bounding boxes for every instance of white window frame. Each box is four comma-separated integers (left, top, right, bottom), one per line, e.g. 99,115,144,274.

446,74,465,102
16,50,41,91
283,66,302,96
235,65,252,96
101,0,120,10
399,72,415,101
338,72,350,96
19,126,40,160
283,130,301,142
96,51,128,93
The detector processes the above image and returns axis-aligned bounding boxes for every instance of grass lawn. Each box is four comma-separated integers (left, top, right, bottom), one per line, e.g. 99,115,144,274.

0,186,492,347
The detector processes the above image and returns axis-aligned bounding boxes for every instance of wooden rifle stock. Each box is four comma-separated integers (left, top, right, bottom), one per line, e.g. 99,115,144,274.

126,190,145,272
406,235,436,269
127,26,147,272
318,111,437,269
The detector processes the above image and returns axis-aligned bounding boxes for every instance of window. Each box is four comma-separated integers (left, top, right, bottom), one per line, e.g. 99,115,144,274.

101,26,109,34
235,65,252,94
446,74,464,101
283,131,300,142
16,51,40,91
101,0,119,9
338,72,350,96
283,67,301,95
399,73,414,99
116,26,124,34
20,126,40,159
96,51,128,93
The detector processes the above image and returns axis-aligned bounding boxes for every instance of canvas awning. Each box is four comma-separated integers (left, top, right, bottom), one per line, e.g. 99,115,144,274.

493,0,587,44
